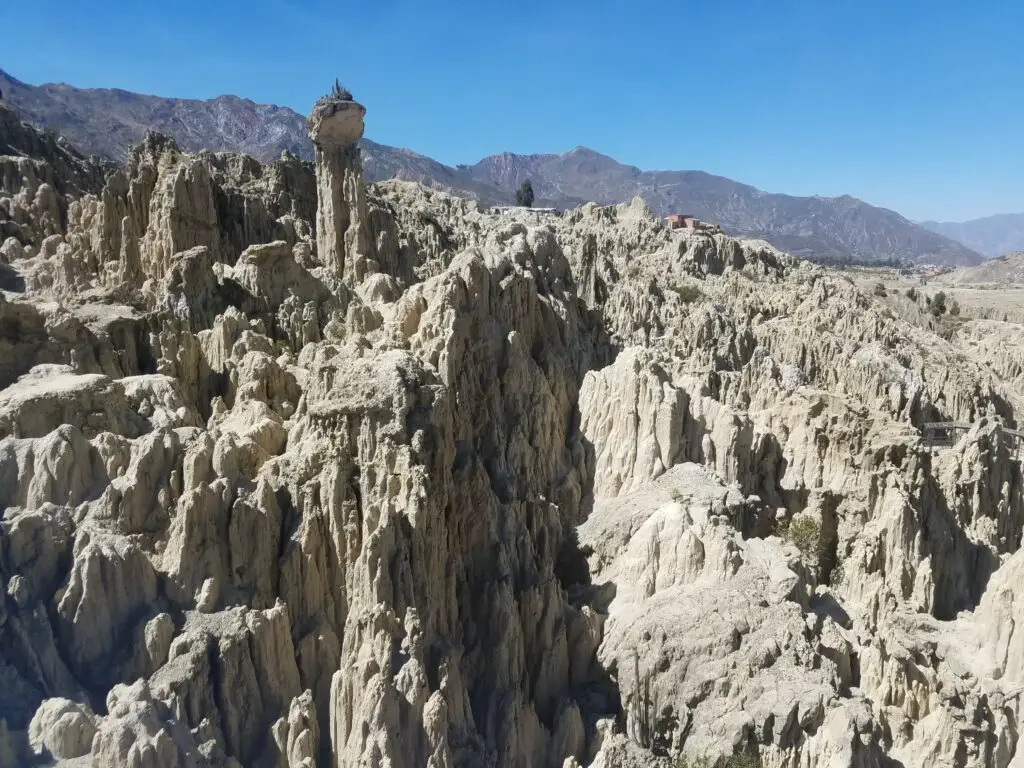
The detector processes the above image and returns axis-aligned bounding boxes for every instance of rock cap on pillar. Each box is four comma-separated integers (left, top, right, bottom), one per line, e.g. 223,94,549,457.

307,81,366,147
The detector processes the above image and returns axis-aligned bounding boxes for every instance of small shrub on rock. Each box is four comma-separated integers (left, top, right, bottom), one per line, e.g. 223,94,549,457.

676,754,762,768
780,515,820,561
671,282,704,303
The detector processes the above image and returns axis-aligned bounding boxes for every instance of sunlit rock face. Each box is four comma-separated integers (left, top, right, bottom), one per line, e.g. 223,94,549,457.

2,94,1024,768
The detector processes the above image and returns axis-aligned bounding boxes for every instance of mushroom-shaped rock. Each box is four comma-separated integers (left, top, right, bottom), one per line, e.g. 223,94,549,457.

307,93,373,284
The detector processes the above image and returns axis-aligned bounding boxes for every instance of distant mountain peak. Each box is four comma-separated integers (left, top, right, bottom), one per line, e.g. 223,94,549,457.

922,212,1024,258
566,145,621,162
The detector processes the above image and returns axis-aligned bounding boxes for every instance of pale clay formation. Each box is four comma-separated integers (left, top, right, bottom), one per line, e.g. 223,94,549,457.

1,97,1024,767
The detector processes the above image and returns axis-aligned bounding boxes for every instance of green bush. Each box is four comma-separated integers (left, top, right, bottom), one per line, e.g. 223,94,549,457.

671,282,704,303
726,756,762,768
873,281,887,297
780,515,820,561
930,290,947,317
676,754,762,768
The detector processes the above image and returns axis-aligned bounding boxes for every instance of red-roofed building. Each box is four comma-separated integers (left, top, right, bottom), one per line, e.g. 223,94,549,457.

666,214,716,231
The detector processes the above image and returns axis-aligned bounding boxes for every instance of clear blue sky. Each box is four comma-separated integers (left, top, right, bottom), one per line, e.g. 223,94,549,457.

4,0,1023,221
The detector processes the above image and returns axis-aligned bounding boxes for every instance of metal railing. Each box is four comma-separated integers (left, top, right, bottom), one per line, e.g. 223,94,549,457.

921,421,1024,448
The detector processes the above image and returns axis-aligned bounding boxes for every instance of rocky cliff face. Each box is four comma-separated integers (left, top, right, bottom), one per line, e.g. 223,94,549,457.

1,96,1023,768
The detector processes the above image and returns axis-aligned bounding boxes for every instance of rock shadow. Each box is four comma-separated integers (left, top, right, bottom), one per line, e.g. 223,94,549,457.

553,423,627,756
0,262,25,292
920,471,1000,620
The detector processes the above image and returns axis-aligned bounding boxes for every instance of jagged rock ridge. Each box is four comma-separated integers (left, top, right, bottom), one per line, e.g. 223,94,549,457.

1,91,1023,768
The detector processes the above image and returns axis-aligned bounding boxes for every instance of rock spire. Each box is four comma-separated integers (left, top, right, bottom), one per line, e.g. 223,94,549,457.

307,86,371,284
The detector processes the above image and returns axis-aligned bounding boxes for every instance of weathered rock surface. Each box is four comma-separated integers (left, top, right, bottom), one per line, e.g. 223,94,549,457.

1,92,1023,768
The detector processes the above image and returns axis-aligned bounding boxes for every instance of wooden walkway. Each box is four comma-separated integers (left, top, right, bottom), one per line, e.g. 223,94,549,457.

922,421,1024,448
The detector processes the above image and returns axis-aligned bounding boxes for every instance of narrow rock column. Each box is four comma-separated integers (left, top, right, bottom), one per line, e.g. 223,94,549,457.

307,94,372,284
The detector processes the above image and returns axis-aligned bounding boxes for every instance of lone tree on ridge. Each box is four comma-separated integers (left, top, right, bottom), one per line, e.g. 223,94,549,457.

515,179,535,207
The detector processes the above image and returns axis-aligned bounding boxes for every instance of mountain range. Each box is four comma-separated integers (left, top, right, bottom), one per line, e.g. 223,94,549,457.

0,67,989,266
921,214,1024,259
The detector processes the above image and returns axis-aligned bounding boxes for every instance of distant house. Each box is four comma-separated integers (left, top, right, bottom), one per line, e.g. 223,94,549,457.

665,214,718,232
493,206,559,216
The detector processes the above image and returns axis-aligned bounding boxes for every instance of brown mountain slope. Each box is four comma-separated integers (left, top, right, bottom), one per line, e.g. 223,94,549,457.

938,251,1024,284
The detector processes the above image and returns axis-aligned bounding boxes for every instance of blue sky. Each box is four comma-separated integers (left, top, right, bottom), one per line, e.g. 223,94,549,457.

3,0,1022,221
